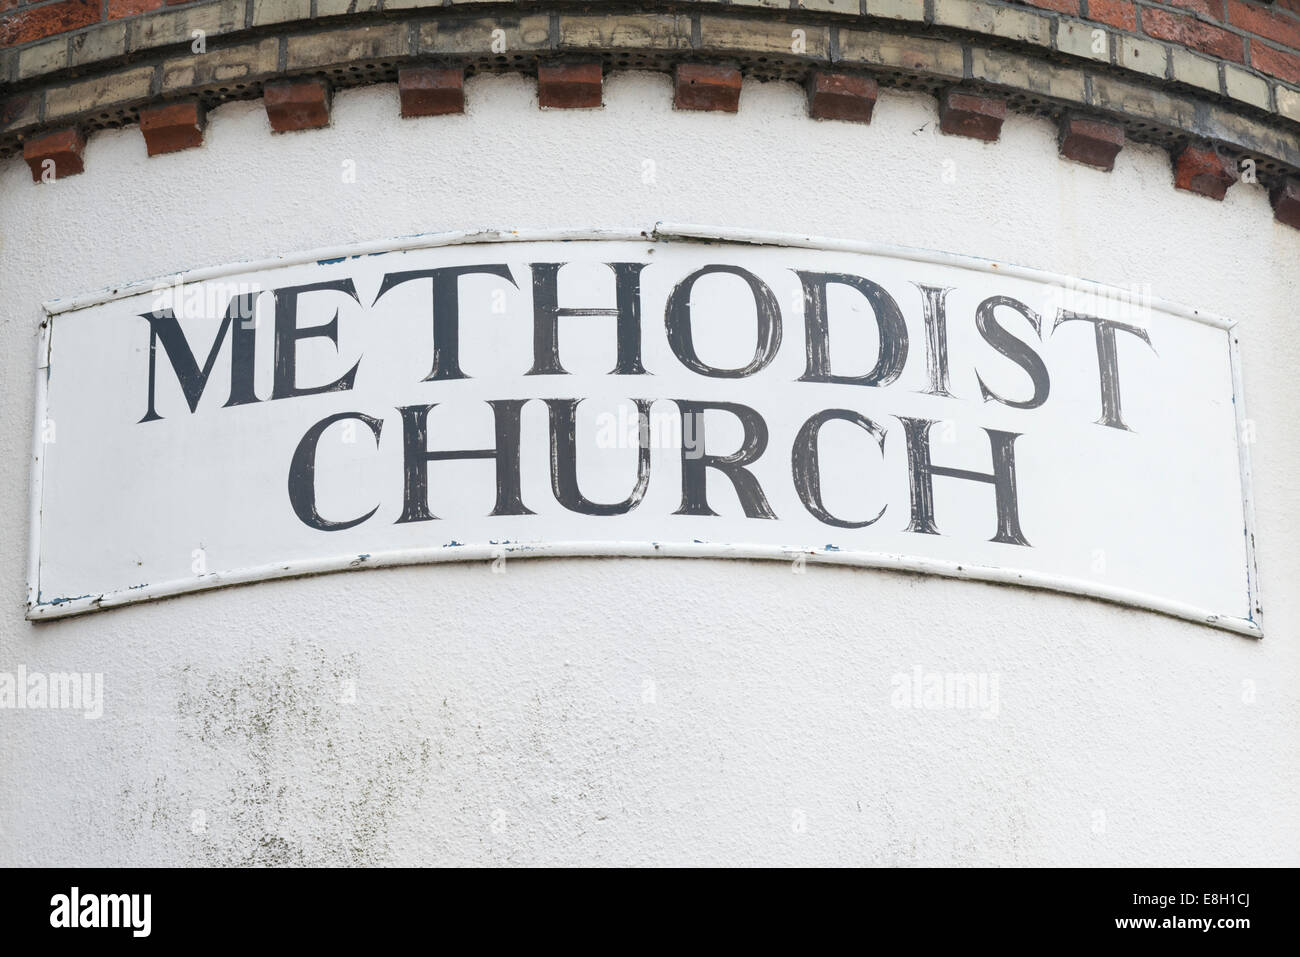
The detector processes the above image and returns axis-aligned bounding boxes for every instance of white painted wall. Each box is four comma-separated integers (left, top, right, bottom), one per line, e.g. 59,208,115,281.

0,72,1296,866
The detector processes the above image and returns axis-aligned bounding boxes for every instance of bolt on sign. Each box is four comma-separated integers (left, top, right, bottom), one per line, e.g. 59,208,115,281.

27,227,1261,634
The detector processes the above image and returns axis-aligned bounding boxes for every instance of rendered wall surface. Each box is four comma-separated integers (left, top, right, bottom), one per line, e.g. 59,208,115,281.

0,73,1297,865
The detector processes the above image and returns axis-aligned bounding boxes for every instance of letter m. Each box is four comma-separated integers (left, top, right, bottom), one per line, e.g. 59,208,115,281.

139,293,260,422
101,895,130,928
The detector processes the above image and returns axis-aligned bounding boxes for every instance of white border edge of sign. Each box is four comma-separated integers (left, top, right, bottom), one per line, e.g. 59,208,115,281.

1229,329,1265,634
25,225,1263,638
25,541,1263,636
26,314,51,621
42,222,1239,331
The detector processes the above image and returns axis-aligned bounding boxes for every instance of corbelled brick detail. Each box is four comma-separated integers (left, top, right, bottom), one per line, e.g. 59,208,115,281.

5,0,1300,96
1270,176,1300,226
138,99,204,155
1059,114,1126,170
22,126,84,181
939,88,1007,141
263,77,331,132
674,62,741,112
0,1,1297,240
1174,143,1239,198
538,60,603,109
806,71,877,124
398,66,464,118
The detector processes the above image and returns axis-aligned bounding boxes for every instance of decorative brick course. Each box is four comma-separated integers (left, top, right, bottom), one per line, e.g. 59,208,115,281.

263,77,330,132
1270,175,1300,224
22,125,82,180
1174,143,1239,198
807,71,878,123
537,60,603,109
138,99,203,155
939,88,1007,141
4,0,1300,96
398,66,464,118
0,3,1296,228
674,62,742,112
1059,114,1127,169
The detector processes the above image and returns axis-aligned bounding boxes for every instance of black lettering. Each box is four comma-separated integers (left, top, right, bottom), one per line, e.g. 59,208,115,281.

674,400,776,519
395,400,533,523
528,263,648,375
271,279,362,401
288,412,383,531
792,409,888,529
373,265,518,381
898,416,1030,547
545,398,652,515
915,283,955,397
797,270,908,387
1053,312,1154,431
975,295,1050,410
138,292,260,423
665,265,781,378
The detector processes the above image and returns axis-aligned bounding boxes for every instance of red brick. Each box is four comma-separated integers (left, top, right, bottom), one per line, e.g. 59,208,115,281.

23,127,84,182
1023,0,1080,14
106,0,163,17
1088,0,1137,32
1277,0,1300,16
1270,177,1300,228
0,91,34,131
263,78,331,132
674,63,742,113
0,0,98,46
1228,0,1300,49
537,60,603,109
807,71,877,123
1252,41,1300,82
938,88,1007,141
1165,0,1226,20
139,100,204,156
1142,8,1246,61
1173,143,1237,199
1058,114,1125,170
398,66,464,118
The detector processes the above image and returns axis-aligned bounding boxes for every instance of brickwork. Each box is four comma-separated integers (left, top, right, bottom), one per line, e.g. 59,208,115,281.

0,2,1297,226
3,1,1300,94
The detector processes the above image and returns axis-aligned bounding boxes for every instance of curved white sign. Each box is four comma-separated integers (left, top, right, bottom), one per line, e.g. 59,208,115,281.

27,227,1261,634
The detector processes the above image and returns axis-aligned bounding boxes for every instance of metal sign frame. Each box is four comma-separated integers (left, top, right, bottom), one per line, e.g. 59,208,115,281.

25,224,1263,636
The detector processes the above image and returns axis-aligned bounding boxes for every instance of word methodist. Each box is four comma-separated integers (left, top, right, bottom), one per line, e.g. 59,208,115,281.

29,234,1257,633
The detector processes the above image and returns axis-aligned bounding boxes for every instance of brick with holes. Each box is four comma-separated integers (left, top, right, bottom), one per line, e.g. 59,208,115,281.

398,66,464,117
538,61,603,109
938,89,1007,141
674,63,742,112
1173,144,1237,200
23,127,85,182
1058,115,1125,171
806,72,877,123
1271,177,1300,229
264,78,331,132
139,100,205,156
